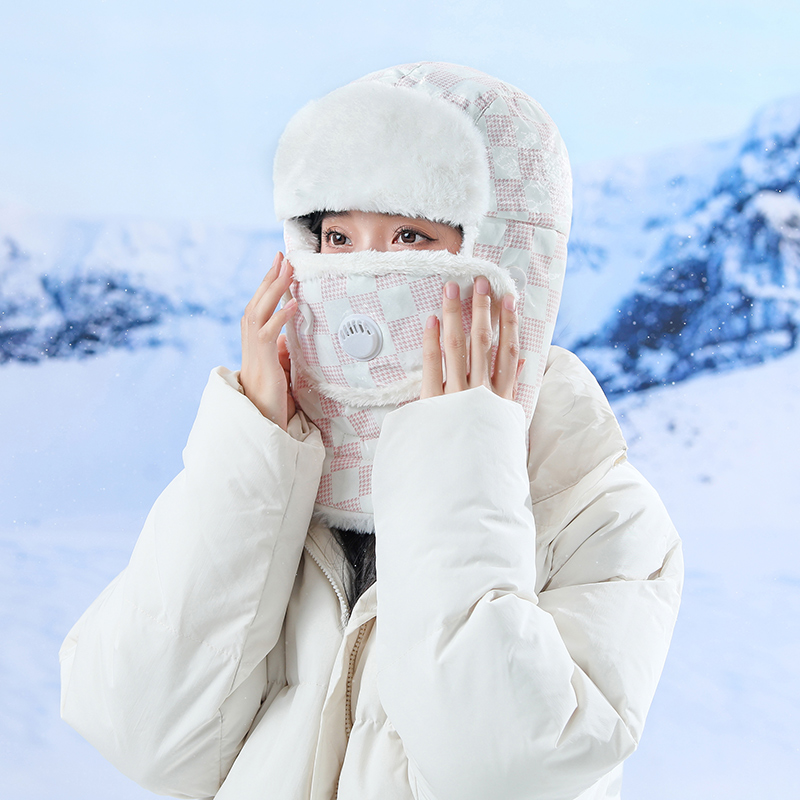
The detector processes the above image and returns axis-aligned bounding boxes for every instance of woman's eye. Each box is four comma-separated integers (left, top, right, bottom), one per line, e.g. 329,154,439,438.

397,229,429,245
324,230,350,247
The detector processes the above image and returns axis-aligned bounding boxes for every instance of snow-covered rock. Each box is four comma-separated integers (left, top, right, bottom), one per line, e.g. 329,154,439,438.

567,95,800,394
0,206,281,364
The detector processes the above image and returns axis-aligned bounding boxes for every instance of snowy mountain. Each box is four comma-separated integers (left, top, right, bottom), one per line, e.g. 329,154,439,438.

565,95,800,394
0,206,280,364
2,94,800,396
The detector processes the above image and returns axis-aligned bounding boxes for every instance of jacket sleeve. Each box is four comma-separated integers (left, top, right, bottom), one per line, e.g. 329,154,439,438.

372,385,682,800
59,367,325,799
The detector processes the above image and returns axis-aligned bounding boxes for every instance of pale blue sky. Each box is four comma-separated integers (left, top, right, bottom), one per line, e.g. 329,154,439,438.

1,0,798,227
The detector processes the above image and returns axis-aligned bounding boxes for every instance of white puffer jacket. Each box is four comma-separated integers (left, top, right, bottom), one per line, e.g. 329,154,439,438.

60,346,683,800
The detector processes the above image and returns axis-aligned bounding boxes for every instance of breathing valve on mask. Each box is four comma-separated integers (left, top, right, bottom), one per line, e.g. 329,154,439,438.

337,314,384,361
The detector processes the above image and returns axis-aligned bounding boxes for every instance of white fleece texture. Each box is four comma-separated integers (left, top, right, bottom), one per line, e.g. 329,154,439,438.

273,82,490,233
287,249,516,299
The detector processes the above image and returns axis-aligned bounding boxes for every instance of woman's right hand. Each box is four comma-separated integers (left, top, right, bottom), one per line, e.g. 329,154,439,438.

239,252,298,431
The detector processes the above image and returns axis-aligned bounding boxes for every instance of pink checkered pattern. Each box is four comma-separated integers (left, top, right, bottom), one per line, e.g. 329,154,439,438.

290,267,475,520
518,148,546,181
292,62,572,529
484,115,517,147
291,273,474,391
331,441,361,471
503,220,536,252
520,316,547,355
364,63,572,448
349,409,383,440
408,277,445,314
473,243,503,263
529,252,553,289
495,179,529,214
386,318,423,353
293,368,378,513
374,273,407,290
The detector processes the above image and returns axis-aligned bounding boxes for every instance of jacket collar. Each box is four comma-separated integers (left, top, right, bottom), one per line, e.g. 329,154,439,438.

305,523,378,631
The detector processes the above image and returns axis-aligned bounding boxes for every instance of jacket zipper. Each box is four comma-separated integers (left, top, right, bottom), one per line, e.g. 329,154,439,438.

344,623,368,738
304,539,371,798
303,543,349,628
335,621,368,800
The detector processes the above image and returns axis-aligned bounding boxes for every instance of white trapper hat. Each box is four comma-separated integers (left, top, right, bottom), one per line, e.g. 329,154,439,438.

273,62,572,533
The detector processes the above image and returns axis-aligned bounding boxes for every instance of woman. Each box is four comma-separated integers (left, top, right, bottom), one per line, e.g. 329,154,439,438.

60,62,683,800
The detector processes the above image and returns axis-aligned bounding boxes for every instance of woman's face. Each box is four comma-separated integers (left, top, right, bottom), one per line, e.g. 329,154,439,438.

319,210,462,255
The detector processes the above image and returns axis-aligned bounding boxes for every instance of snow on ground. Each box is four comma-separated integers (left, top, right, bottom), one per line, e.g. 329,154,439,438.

1,344,799,798
610,347,800,797
1,527,156,799
1,319,244,799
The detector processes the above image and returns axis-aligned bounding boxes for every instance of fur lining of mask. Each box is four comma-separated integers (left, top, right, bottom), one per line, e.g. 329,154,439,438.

273,82,490,243
307,375,423,409
287,249,516,300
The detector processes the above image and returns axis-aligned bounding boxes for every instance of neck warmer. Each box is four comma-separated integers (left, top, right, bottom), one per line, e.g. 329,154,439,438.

273,62,572,533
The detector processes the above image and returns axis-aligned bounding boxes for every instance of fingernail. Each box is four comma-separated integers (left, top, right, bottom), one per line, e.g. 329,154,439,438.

272,252,282,269
445,282,459,300
475,276,489,295
426,314,438,329
503,294,516,312
279,258,289,277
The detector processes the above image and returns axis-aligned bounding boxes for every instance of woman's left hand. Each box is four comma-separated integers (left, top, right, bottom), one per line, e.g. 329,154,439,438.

420,276,521,400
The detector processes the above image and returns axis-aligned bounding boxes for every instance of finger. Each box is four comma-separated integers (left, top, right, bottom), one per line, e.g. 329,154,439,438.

257,297,297,347
515,358,526,394
492,293,520,400
277,334,292,373
243,255,282,337
468,276,493,389
249,258,294,330
441,281,467,393
244,252,283,318
420,315,443,399
277,334,296,420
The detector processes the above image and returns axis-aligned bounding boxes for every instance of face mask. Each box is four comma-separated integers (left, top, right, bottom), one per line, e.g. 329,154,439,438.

285,249,517,532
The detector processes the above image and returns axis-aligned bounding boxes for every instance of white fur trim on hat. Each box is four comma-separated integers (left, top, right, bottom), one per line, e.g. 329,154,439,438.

273,82,490,233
